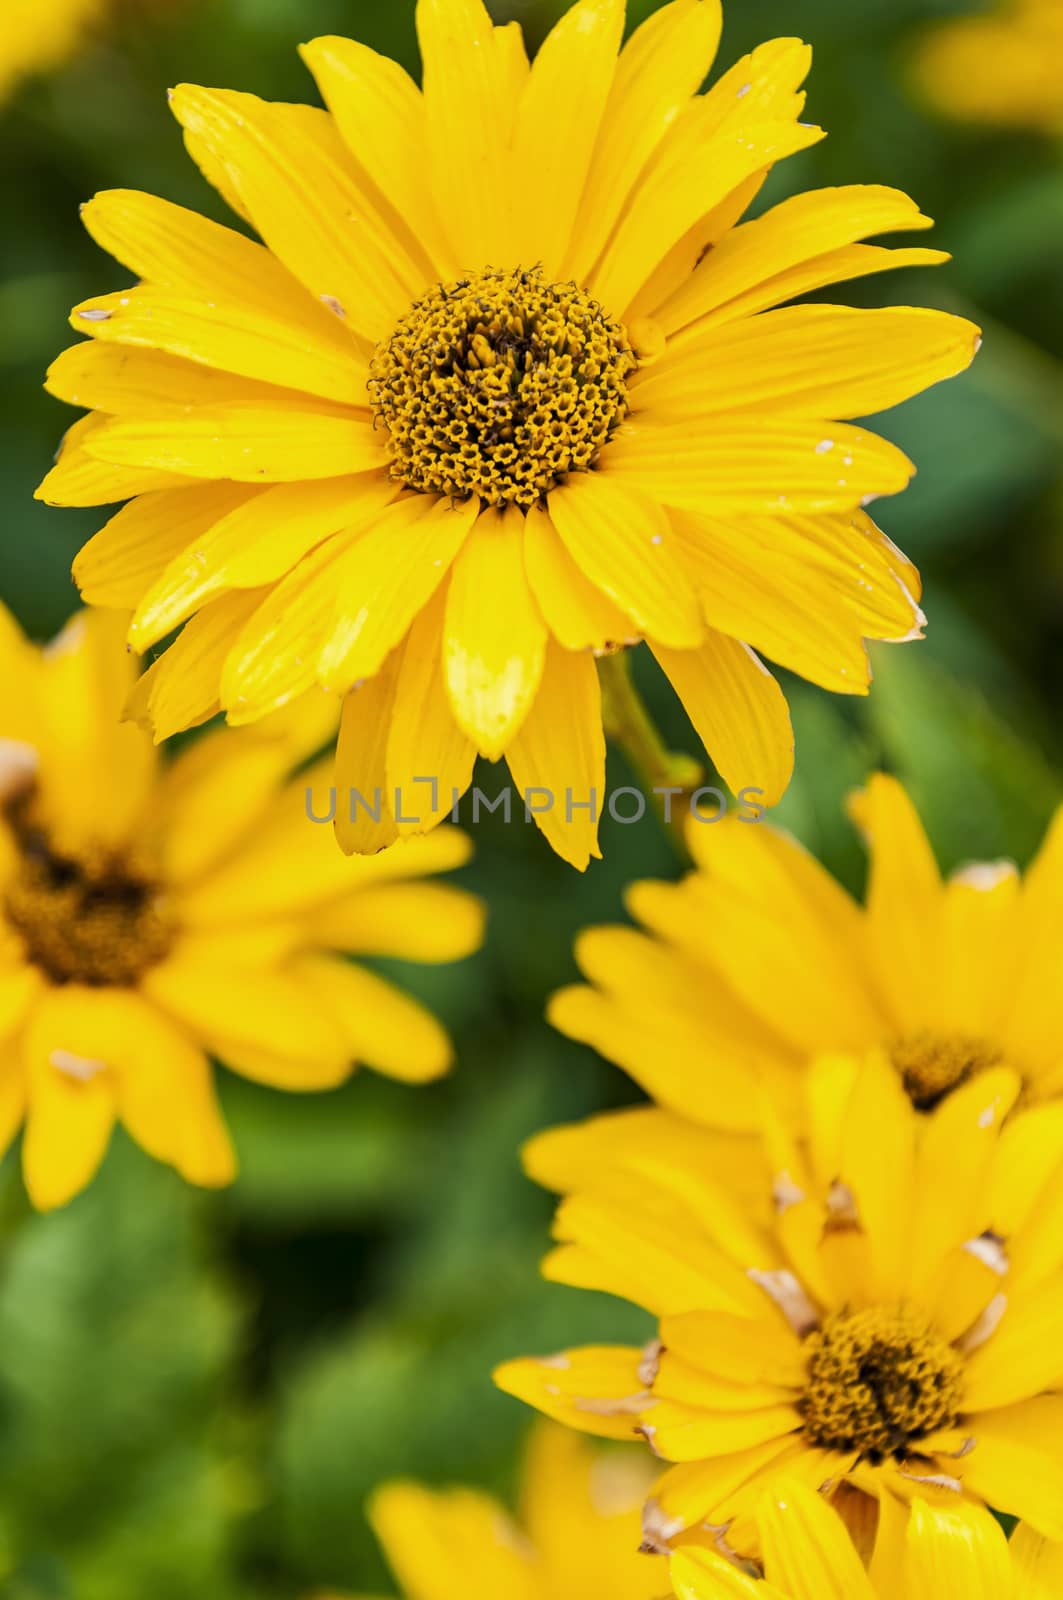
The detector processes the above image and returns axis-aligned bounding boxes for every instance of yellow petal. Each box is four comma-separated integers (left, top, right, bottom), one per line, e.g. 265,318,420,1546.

369,1482,537,1600
219,541,360,724
142,942,352,1087
563,0,724,284
963,1278,1063,1411
504,640,605,870
651,630,794,805
847,772,942,1031
657,183,938,336
64,285,367,406
647,1399,801,1463
73,481,257,609
298,35,451,276
941,870,1024,1030
635,305,980,423
85,406,384,483
960,1396,1063,1537
523,503,638,652
387,585,477,837
838,1051,916,1300
36,413,187,507
902,1497,1012,1600
909,1067,1021,1302
315,882,484,963
34,608,157,855
603,417,915,516
169,87,421,342
130,589,267,742
493,1346,649,1441
510,0,625,275
416,0,514,268
628,171,767,328
334,662,401,855
1010,1521,1063,1597
319,493,478,691
21,988,118,1211
295,954,453,1082
591,39,822,317
547,473,702,648
758,1479,876,1599
90,995,236,1189
443,505,547,757
80,187,354,347
671,1548,769,1600
129,475,389,650
670,506,922,694
491,21,530,120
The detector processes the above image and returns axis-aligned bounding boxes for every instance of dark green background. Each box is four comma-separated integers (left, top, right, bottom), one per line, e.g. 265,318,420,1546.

0,1,1060,1594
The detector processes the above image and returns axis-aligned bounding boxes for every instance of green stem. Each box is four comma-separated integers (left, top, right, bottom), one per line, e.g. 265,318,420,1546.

597,651,702,864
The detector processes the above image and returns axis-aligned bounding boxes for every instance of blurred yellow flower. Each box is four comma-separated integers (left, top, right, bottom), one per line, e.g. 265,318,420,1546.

549,772,1063,1132
670,1477,1060,1598
496,1052,1063,1548
40,0,979,869
364,1422,662,1600
916,0,1063,134
0,0,107,103
0,602,483,1210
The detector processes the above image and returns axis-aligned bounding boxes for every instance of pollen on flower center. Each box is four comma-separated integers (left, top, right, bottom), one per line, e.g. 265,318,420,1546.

3,801,172,987
890,1029,1004,1111
368,266,637,508
800,1305,964,1462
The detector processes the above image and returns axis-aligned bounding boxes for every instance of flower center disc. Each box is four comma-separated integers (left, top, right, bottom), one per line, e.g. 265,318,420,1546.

890,1030,1004,1111
4,811,172,987
801,1305,964,1461
369,266,636,508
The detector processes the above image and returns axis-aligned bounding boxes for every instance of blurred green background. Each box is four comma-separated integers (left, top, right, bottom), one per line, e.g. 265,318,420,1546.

0,0,1061,1594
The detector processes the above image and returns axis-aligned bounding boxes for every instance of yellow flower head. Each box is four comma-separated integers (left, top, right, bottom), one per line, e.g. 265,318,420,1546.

0,0,108,103
495,1053,1063,1548
0,602,483,1210
916,0,1063,135
39,0,980,869
365,1423,663,1600
549,772,1063,1129
670,1476,1062,1598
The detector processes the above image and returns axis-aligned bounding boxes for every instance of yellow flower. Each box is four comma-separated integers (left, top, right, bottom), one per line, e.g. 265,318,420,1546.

495,1053,1063,1547
0,0,107,103
364,1423,663,1600
39,0,980,869
916,0,1063,135
549,772,1063,1131
0,602,483,1210
670,1477,1062,1598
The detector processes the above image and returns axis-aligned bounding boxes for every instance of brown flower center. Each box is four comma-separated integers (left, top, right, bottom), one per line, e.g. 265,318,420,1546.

801,1305,964,1462
3,803,172,987
889,1029,1004,1111
369,266,636,508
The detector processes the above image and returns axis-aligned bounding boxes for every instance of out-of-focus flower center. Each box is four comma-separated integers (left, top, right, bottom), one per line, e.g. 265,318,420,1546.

889,1029,1004,1111
369,266,636,509
801,1304,964,1461
3,796,172,987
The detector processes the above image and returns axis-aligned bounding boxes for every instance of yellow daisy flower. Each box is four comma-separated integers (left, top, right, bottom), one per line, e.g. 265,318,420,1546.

549,772,1063,1131
495,1052,1063,1548
0,601,483,1210
0,0,107,103
363,1423,662,1600
671,1477,1061,1598
39,0,980,869
916,0,1063,135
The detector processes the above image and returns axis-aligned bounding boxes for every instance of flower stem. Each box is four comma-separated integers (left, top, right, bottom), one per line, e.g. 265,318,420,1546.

597,651,702,864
